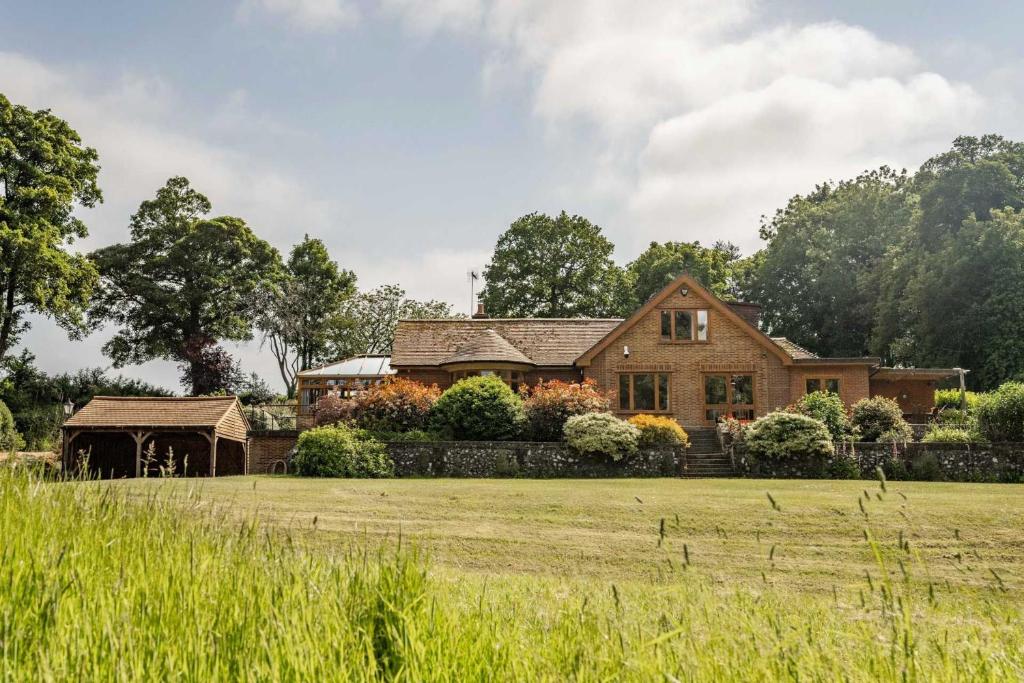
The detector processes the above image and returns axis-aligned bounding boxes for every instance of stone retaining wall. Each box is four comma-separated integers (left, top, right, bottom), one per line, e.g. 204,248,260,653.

734,441,1024,482
388,441,686,478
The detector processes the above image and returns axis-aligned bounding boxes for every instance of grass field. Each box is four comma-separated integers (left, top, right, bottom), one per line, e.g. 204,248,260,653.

4,470,1023,680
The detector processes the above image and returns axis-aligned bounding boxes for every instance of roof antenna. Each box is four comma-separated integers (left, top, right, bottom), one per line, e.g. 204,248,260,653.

467,269,480,316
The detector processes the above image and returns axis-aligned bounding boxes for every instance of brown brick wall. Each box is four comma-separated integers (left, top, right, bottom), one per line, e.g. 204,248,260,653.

789,365,872,410
584,289,792,427
870,379,936,417
247,432,298,473
396,367,582,390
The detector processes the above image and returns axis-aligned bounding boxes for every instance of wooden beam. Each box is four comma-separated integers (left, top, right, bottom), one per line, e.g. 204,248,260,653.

210,434,218,478
130,431,153,478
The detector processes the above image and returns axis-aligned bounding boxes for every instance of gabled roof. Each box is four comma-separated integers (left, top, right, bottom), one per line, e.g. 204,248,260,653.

298,355,394,378
441,329,535,367
575,273,795,366
64,396,246,430
392,318,622,367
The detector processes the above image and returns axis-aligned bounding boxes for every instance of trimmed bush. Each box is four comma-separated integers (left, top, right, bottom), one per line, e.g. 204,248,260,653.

292,425,393,477
921,425,974,444
877,426,913,444
935,388,981,413
520,379,611,441
851,396,911,443
976,381,1024,442
430,375,524,441
564,413,640,461
627,414,689,448
744,412,834,460
313,392,356,427
792,391,851,441
351,378,441,432
0,400,25,453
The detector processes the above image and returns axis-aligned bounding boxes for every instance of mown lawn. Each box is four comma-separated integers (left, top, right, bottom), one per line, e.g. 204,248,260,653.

5,472,1022,680
117,475,1024,593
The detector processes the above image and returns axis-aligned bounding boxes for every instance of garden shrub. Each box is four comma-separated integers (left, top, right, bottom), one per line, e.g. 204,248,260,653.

826,451,860,479
627,414,689,448
351,378,441,432
921,425,974,443
934,388,981,413
563,413,640,461
364,429,440,443
791,391,851,441
851,396,911,443
0,400,25,453
520,378,610,441
744,412,834,460
876,425,914,444
314,392,356,427
291,425,393,478
975,381,1024,442
430,375,524,441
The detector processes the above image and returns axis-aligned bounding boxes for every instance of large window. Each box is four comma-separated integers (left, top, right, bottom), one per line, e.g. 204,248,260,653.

703,373,755,422
660,310,708,342
805,377,840,395
618,373,670,412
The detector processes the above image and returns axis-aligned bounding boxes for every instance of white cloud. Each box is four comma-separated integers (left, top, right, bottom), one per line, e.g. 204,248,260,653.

382,0,987,251
236,0,360,31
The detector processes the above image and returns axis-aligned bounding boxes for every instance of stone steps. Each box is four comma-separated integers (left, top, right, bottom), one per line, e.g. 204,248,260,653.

682,428,735,476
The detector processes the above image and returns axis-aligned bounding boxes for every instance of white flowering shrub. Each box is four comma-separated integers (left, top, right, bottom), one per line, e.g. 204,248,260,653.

563,412,640,461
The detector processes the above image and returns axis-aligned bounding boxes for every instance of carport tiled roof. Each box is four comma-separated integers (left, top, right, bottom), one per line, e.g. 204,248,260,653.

392,318,622,367
770,337,818,360
64,396,243,429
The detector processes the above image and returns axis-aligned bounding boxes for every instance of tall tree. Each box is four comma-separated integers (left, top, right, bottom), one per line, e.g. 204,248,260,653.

90,177,282,395
328,284,458,359
749,168,914,357
626,240,748,306
480,212,628,317
0,94,102,361
257,235,356,397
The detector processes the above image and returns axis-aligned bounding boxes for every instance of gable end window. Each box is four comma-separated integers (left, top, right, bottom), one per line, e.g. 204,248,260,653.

618,373,670,412
660,310,708,342
806,377,840,395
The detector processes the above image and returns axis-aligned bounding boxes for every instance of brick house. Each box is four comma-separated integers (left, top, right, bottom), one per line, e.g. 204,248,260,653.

391,273,957,427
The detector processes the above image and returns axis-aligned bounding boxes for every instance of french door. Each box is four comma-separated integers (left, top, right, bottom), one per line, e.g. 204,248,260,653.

703,373,755,423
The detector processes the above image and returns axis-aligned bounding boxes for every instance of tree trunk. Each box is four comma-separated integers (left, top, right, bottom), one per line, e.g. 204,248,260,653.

0,269,17,361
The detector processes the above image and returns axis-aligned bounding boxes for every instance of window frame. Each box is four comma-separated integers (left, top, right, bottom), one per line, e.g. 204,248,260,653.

702,372,756,424
659,308,710,343
804,376,841,395
617,372,671,413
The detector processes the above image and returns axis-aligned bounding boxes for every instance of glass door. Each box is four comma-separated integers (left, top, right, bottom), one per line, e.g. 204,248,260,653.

703,374,755,423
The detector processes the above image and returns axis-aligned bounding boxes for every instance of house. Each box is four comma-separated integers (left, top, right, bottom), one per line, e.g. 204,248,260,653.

62,396,250,478
390,273,957,426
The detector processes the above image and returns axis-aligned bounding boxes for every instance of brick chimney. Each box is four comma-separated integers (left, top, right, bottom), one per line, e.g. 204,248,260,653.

472,303,489,319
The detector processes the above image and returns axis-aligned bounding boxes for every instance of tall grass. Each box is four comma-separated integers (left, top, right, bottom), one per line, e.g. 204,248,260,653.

1,466,1021,680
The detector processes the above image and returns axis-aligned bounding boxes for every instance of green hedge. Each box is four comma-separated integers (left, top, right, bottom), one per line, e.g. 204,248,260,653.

292,425,393,478
430,376,524,441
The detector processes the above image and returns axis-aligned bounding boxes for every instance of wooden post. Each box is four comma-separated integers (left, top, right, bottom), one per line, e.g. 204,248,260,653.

132,431,144,478
956,368,968,412
211,433,218,478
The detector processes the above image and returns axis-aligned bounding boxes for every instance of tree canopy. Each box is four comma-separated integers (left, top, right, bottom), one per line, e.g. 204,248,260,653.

480,212,630,317
257,235,356,397
625,240,751,307
89,177,282,395
0,93,102,361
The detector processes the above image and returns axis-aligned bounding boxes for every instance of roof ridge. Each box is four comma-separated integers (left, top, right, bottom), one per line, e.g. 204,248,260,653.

397,318,625,322
89,395,235,401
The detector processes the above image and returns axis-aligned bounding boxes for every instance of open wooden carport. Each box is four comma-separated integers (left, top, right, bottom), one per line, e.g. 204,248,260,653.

62,396,250,478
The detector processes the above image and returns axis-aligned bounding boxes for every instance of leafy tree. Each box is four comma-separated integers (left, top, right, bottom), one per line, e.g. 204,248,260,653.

257,236,356,397
626,240,747,306
751,168,914,357
0,93,102,361
328,284,458,358
480,212,628,317
177,338,241,396
89,177,282,395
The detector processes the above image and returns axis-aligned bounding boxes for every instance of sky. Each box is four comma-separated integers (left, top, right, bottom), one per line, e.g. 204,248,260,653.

3,0,1023,392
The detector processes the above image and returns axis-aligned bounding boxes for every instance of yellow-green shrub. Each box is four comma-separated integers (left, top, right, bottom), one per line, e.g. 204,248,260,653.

627,414,689,448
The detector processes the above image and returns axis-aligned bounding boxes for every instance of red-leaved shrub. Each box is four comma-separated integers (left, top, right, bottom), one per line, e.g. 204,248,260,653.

520,378,612,441
314,391,356,426
351,378,441,432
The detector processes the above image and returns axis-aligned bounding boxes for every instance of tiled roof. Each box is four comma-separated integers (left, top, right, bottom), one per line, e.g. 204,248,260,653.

771,337,819,360
64,396,241,429
441,329,535,366
392,318,622,367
